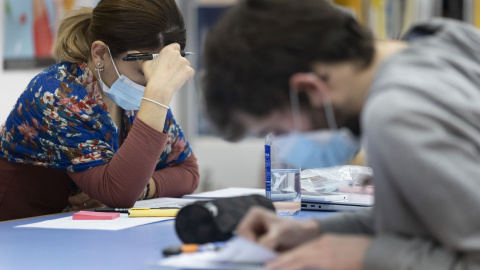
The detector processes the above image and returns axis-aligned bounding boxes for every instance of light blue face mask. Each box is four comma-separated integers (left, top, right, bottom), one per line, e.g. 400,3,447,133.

96,46,145,111
275,90,360,169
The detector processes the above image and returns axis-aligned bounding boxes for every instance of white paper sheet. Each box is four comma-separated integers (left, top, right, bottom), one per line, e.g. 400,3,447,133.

16,214,173,231
158,236,277,269
133,197,199,208
182,187,265,199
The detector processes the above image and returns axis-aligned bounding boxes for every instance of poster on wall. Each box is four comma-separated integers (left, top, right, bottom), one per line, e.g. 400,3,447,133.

3,0,100,69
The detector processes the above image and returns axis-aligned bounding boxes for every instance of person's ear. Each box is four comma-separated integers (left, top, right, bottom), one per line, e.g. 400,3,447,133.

289,72,328,107
90,41,107,68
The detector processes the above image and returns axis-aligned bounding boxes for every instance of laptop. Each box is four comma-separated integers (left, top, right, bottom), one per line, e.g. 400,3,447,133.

183,187,373,212
301,191,374,211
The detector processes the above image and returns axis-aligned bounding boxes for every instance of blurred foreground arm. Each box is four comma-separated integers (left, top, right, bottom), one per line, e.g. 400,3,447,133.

236,207,320,251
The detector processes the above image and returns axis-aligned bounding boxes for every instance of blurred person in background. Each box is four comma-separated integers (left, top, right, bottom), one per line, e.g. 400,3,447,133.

203,0,480,269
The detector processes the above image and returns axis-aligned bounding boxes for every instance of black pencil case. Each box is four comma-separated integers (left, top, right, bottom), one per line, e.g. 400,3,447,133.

174,194,275,244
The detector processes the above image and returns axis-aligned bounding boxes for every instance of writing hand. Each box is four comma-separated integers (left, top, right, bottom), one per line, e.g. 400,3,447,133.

266,234,372,270
236,207,320,251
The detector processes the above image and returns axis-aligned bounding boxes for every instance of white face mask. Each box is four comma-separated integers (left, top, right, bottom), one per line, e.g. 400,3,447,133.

275,89,360,169
96,46,145,111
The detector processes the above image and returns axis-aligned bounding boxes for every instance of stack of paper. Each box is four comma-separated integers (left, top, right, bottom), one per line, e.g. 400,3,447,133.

182,187,265,199
133,197,198,208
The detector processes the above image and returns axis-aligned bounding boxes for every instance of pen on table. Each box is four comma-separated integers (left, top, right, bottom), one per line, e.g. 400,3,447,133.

162,242,227,256
95,207,130,213
95,207,180,214
122,52,194,61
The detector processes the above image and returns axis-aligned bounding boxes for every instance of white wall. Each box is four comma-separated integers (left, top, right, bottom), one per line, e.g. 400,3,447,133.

194,137,265,192
0,0,265,192
0,69,43,121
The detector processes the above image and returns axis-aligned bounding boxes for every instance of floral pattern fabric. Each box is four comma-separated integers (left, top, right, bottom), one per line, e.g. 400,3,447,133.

0,62,192,172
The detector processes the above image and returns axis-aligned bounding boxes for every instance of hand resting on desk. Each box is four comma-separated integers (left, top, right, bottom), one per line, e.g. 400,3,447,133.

67,191,104,211
66,183,151,212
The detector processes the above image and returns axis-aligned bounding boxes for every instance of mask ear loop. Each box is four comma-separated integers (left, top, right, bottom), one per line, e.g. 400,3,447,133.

289,89,303,132
323,98,338,130
106,46,121,78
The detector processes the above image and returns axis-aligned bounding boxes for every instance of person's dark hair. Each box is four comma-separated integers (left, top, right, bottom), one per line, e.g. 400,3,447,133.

202,0,374,141
54,0,186,62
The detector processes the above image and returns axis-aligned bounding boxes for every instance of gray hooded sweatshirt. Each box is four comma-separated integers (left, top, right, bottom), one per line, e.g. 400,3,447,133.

318,18,480,270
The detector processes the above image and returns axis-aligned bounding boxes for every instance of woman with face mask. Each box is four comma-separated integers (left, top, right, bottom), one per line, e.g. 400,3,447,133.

0,0,199,221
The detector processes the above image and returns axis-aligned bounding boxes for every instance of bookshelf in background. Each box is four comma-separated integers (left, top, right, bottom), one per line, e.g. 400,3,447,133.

464,0,480,27
334,0,479,40
476,0,480,28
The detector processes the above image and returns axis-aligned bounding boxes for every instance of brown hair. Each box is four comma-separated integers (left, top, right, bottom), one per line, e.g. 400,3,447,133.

203,0,374,141
54,0,186,62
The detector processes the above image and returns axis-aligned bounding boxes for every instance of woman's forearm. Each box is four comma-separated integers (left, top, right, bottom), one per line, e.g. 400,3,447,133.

151,153,199,198
67,118,167,207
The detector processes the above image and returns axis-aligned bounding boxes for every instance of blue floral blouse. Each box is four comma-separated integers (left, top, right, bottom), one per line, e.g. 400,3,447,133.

0,62,192,172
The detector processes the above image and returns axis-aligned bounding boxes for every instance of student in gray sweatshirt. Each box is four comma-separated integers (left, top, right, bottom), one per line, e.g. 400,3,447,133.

202,0,480,269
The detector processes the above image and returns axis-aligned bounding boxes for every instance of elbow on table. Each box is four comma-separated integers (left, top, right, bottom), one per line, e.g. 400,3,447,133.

177,153,200,195
99,192,139,209
189,167,200,193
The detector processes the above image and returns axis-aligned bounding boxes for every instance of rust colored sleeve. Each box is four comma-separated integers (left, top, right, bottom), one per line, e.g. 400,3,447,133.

67,118,167,207
152,153,199,198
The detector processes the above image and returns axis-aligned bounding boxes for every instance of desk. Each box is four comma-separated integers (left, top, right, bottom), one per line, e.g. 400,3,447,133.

0,210,336,270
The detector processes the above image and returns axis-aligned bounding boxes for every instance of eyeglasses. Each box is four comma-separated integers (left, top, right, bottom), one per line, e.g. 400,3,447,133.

122,52,194,61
